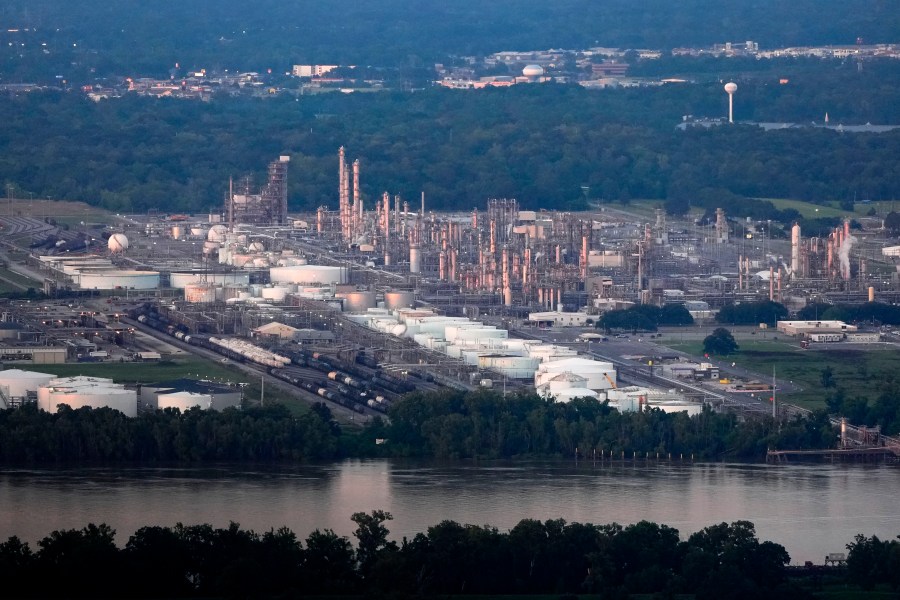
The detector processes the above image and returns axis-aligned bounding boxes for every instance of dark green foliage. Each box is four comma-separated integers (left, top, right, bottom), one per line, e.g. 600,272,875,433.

370,389,832,460
846,533,900,590
704,327,739,356
599,303,694,332
0,402,339,462
0,514,816,598
717,300,788,326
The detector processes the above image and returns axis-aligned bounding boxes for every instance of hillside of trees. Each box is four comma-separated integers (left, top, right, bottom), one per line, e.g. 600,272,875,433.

1,70,899,216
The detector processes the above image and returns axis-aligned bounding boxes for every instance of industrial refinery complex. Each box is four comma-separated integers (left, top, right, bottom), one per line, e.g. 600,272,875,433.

1,150,899,421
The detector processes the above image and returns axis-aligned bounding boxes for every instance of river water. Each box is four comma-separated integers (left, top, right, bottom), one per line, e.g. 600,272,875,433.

1,460,898,564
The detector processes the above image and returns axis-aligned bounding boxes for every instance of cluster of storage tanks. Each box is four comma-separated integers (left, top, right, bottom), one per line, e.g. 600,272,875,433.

345,307,616,385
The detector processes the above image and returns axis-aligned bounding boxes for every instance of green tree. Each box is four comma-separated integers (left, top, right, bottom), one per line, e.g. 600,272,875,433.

351,510,397,575
703,327,739,356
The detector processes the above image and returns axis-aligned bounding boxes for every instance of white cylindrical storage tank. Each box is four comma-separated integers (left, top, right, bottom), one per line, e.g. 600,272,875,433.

170,271,251,289
190,226,207,238
38,378,137,417
478,355,542,379
261,286,289,302
184,283,218,303
340,291,377,313
269,265,347,285
171,225,183,240
384,291,416,310
78,270,160,290
157,392,211,411
0,369,55,398
555,388,600,403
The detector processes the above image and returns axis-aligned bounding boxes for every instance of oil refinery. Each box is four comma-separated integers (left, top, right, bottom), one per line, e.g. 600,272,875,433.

3,150,900,420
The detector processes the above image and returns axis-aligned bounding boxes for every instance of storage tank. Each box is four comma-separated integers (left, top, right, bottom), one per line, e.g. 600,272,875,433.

107,233,129,253
190,226,207,238
184,282,218,303
157,391,211,411
38,377,137,417
269,265,348,285
341,291,377,313
78,270,160,290
0,369,55,399
208,225,228,243
171,225,183,240
261,286,289,302
384,291,416,310
478,355,542,379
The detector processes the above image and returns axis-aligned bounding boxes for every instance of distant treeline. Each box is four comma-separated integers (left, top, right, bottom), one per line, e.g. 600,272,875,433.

0,63,898,216
0,391,835,463
0,514,807,598
0,0,898,79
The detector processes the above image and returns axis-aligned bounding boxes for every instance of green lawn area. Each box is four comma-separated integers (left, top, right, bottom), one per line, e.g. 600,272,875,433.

763,197,848,219
31,356,310,416
0,266,40,289
659,338,900,411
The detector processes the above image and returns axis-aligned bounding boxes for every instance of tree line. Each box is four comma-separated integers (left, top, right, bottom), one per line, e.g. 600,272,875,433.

0,390,835,463
0,403,340,462
354,390,835,460
1,0,898,80
0,513,819,599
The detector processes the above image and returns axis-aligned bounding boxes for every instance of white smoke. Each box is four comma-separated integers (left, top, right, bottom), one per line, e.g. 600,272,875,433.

840,234,856,280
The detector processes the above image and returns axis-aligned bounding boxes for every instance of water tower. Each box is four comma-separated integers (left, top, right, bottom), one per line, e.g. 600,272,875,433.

724,82,737,123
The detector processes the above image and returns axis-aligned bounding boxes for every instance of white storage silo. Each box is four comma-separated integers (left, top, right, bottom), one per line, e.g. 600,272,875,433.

0,369,55,400
384,291,416,310
38,377,137,417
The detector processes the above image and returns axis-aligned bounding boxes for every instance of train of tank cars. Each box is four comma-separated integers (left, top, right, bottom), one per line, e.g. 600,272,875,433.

131,307,455,415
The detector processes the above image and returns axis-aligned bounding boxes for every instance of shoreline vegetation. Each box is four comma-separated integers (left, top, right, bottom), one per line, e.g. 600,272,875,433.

0,512,893,598
0,390,836,463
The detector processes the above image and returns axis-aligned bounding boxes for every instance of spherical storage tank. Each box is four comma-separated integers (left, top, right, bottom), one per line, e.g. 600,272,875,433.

384,291,416,310
207,225,228,243
107,233,129,253
269,265,347,285
523,64,544,78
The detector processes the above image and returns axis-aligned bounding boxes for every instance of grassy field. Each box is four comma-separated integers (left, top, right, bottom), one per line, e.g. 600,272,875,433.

660,337,900,410
31,356,310,415
2,198,117,227
0,266,41,289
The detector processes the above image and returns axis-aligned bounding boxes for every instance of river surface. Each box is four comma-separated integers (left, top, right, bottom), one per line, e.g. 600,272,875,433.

1,460,898,563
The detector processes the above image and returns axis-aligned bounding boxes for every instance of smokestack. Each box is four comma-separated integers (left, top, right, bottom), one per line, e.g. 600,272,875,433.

738,254,743,290
420,191,425,217
581,235,589,279
228,176,234,232
317,206,324,235
769,266,774,301
502,246,511,306
352,159,360,236
791,223,800,279
869,286,875,302
827,240,834,279
490,220,496,255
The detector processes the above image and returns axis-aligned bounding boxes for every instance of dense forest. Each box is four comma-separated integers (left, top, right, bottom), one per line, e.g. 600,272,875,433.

0,0,898,80
0,390,835,463
1,513,893,598
1,69,899,216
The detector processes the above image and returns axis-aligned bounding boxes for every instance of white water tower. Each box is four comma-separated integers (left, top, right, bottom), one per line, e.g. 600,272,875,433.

724,82,737,123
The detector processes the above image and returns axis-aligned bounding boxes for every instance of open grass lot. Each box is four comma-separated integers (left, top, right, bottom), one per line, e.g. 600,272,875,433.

3,198,117,227
30,355,309,415
0,266,41,289
660,336,900,411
